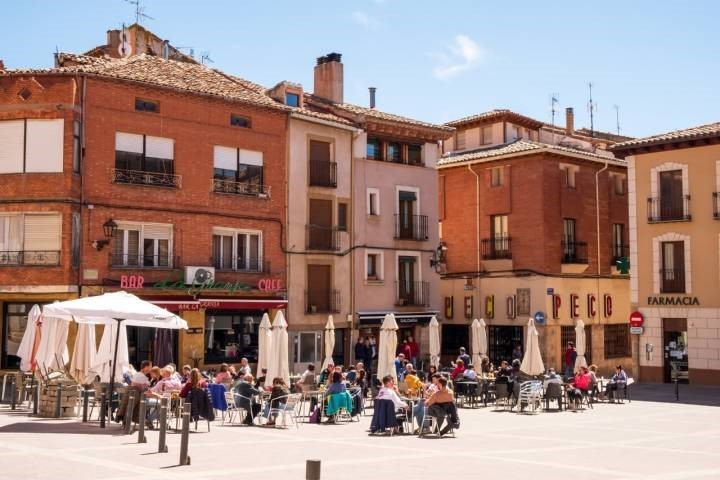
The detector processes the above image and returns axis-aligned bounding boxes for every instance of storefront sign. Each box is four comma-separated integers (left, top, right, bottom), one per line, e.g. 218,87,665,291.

587,294,596,318
506,295,516,319
108,273,285,296
485,295,494,319
647,296,699,306
629,311,644,327
257,278,283,292
552,294,561,319
570,294,579,318
604,294,613,318
120,275,145,289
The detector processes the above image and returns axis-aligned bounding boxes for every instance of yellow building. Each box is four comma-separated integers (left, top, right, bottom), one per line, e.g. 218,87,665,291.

612,122,720,385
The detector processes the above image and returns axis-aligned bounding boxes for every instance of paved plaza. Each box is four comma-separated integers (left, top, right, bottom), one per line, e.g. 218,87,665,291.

1,384,719,480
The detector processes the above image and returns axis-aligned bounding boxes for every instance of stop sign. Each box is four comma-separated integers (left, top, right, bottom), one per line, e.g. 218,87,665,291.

629,311,644,327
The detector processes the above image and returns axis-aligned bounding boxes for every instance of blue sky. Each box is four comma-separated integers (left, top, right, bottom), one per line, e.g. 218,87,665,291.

2,0,718,137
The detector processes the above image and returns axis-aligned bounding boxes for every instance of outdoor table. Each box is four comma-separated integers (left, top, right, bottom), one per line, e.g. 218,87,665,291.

453,381,479,408
401,396,422,433
300,390,324,421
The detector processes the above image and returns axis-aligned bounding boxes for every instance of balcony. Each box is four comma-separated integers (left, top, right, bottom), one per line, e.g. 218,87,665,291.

212,257,270,273
306,224,340,251
660,268,685,293
395,281,430,307
713,192,720,219
305,289,340,313
309,160,337,188
0,251,60,266
647,195,691,222
394,214,428,241
112,168,181,188
611,244,629,266
111,254,178,269
481,236,512,260
213,178,270,197
561,241,588,264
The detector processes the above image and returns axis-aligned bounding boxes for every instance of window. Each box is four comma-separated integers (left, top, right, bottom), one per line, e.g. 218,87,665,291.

407,144,422,165
561,325,592,364
367,188,380,216
3,303,42,368
73,120,81,173
337,203,348,231
387,142,401,163
604,324,630,358
366,250,383,280
212,228,262,271
659,170,684,220
135,98,158,113
0,213,61,265
115,132,174,174
230,114,251,128
612,223,625,261
285,92,300,107
111,222,172,268
481,126,493,145
661,241,685,293
213,145,264,191
0,119,64,173
559,163,577,188
367,138,383,160
204,311,263,364
611,173,625,195
309,140,336,187
509,125,520,141
491,166,504,187
71,213,80,268
293,331,321,364
456,131,466,150
441,324,469,355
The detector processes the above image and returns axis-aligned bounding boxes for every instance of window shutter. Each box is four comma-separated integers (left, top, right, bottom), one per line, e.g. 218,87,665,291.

23,214,61,251
115,132,143,153
310,141,331,162
145,136,174,159
239,149,263,166
213,146,238,170
25,119,64,172
143,224,171,240
0,120,25,173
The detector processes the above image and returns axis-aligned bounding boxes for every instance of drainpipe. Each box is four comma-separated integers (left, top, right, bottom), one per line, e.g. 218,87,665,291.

467,165,481,296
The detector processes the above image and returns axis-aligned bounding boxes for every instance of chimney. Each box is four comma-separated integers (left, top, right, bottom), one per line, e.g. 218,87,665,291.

314,52,343,104
162,40,170,60
369,87,376,109
565,107,575,136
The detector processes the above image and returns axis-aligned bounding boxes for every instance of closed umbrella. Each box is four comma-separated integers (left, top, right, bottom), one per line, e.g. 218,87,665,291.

70,323,97,385
265,311,289,386
90,322,129,383
154,329,173,367
16,305,41,372
34,316,69,373
322,315,335,370
376,314,399,382
471,318,483,367
429,316,440,368
520,318,544,376
478,318,488,357
257,313,272,372
207,316,215,349
574,319,588,373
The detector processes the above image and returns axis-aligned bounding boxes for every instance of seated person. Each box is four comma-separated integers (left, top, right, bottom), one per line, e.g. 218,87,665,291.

375,375,409,432
238,357,252,377
394,354,406,380
494,361,513,398
426,377,459,435
318,364,334,385
462,364,478,381
604,364,628,401
566,366,591,410
262,377,290,426
480,356,494,375
131,360,152,389
450,359,466,380
427,365,438,380
149,366,161,387
179,368,208,399
404,364,424,396
543,368,562,389
254,368,268,389
345,365,357,384
295,364,316,392
180,364,192,384
325,372,347,395
165,364,182,382
214,363,232,384
145,367,181,424
588,364,599,397
413,373,441,432
232,374,261,425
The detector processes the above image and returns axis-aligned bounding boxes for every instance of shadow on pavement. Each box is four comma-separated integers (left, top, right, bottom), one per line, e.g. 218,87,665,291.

0,420,124,435
628,383,720,407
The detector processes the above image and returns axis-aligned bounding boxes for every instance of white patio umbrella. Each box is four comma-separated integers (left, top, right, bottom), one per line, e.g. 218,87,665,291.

34,316,69,373
207,315,215,349
265,310,289,386
520,318,545,376
429,316,440,368
574,319,588,373
257,313,272,373
322,315,335,370
90,322,129,383
470,318,485,367
376,313,399,382
16,304,42,372
70,323,97,385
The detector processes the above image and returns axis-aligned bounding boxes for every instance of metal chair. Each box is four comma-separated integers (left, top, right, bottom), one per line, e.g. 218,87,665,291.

493,382,511,411
544,382,564,411
270,393,302,429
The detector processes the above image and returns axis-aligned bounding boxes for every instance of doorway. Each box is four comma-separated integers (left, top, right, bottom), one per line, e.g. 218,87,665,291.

662,318,688,383
126,327,178,368
488,325,523,366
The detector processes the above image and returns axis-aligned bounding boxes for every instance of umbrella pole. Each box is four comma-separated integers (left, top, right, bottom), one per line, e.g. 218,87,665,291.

105,318,124,427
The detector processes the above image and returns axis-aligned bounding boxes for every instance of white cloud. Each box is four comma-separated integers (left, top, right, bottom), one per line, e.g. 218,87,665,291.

351,11,379,29
432,34,485,80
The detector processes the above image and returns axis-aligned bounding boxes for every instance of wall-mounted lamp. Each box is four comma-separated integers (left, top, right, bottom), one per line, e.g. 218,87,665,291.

92,218,118,251
430,241,447,273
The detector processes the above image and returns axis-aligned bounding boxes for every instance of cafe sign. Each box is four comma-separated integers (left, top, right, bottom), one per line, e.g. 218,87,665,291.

115,274,284,296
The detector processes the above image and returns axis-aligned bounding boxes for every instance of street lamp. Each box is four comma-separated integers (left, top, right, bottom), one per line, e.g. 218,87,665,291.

92,218,118,251
430,242,447,273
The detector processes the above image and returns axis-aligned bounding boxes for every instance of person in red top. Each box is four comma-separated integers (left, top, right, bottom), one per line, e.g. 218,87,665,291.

179,368,208,399
450,359,466,380
566,365,590,411
406,336,420,366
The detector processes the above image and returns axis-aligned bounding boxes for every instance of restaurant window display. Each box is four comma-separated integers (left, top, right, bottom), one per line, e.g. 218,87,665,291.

2,303,37,369
204,310,263,364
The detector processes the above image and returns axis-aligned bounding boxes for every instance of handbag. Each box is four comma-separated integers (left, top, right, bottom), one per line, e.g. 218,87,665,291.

308,405,321,424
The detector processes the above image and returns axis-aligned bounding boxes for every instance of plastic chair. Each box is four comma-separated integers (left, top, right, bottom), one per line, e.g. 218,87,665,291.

544,382,564,411
517,381,542,414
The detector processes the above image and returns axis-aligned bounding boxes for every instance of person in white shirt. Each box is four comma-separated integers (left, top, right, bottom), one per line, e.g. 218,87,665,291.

131,360,152,389
238,357,252,377
376,375,408,411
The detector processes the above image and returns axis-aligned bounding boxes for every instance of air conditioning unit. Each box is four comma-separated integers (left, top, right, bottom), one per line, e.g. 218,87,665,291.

185,266,215,285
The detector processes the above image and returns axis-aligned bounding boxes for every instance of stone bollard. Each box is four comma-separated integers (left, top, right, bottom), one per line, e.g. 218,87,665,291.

306,459,321,480
82,387,89,422
157,397,169,453
54,383,62,418
10,376,17,410
99,392,107,428
137,399,147,443
178,407,191,466
124,390,136,434
33,383,39,416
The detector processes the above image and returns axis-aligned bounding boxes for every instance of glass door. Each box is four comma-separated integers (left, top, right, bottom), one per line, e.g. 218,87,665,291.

663,318,688,383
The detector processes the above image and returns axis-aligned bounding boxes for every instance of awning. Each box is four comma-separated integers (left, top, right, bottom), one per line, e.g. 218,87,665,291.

356,311,439,326
150,298,287,312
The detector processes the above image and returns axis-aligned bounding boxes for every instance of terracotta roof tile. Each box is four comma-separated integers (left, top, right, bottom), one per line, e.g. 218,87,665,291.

445,109,544,128
331,102,453,133
611,121,720,151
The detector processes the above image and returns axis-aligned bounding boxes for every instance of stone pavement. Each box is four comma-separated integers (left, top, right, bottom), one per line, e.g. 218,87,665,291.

0,384,719,480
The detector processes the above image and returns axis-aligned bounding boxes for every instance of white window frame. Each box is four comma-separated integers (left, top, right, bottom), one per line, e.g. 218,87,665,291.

395,250,422,283
293,331,321,364
367,188,380,216
395,185,421,215
559,163,579,188
609,172,626,195
212,227,263,271
114,221,173,268
490,166,504,187
0,119,64,173
652,232,691,294
365,249,384,281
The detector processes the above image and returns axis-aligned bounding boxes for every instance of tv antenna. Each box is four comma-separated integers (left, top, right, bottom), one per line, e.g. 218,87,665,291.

587,82,597,137
125,0,154,24
613,104,621,135
549,93,560,142
200,51,214,65
118,23,132,57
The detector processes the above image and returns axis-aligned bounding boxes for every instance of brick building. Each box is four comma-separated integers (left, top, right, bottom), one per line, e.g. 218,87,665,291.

438,109,634,376
0,26,289,371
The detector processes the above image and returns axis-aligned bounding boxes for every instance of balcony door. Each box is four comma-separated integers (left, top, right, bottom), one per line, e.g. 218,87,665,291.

659,170,683,220
563,218,576,260
307,265,331,313
491,214,508,256
661,241,685,293
398,191,417,238
398,256,416,304
309,199,333,250
309,140,332,186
